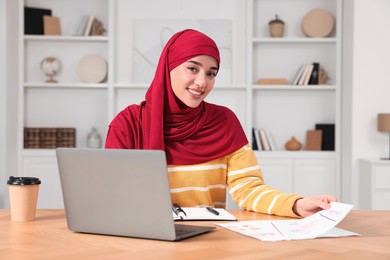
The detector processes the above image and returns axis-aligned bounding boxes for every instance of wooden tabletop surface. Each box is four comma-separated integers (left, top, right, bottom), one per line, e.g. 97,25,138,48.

0,209,389,259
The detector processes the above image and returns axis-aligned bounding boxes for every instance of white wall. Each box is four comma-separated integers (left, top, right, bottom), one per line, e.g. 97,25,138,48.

0,0,7,207
343,0,390,206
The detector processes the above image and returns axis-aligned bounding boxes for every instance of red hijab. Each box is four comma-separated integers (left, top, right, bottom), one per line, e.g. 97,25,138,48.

106,29,248,165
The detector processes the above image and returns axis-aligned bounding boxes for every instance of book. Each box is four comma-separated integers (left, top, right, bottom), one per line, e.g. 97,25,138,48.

257,78,288,85
259,129,271,151
90,18,106,36
318,67,330,85
73,15,89,36
292,65,306,85
305,130,322,150
315,124,335,151
73,16,83,36
255,129,263,150
308,62,320,85
84,16,95,36
173,207,237,221
24,7,52,35
43,15,61,35
302,64,314,85
266,130,277,151
298,64,311,85
24,128,76,149
252,128,259,150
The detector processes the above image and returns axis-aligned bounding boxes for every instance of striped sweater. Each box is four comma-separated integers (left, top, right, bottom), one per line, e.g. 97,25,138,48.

168,144,302,218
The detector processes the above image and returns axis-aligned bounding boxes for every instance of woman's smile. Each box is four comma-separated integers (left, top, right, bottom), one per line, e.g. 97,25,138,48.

187,87,204,96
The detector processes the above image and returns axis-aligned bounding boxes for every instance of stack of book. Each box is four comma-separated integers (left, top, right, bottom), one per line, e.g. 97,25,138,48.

252,128,277,151
73,15,105,36
292,62,330,85
24,7,52,35
24,127,76,149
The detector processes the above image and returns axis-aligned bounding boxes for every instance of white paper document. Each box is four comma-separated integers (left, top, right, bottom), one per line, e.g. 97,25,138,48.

218,202,360,242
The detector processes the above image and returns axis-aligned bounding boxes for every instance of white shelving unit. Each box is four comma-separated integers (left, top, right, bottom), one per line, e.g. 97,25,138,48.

17,0,342,208
247,0,342,197
18,0,112,208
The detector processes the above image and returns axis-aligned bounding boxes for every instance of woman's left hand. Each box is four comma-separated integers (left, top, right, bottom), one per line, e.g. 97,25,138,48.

293,195,337,217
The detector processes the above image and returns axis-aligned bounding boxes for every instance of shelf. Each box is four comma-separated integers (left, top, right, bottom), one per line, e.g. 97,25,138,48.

252,38,337,44
22,148,102,157
113,83,247,90
249,0,341,199
22,149,56,157
24,35,109,42
24,83,109,89
21,149,337,160
252,85,336,91
214,85,247,90
113,83,149,89
254,150,337,159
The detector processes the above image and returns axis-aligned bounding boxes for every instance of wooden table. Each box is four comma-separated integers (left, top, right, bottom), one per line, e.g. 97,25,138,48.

0,209,389,259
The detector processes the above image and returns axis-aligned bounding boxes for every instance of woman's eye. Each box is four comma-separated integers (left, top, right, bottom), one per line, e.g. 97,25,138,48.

187,66,198,72
208,72,217,78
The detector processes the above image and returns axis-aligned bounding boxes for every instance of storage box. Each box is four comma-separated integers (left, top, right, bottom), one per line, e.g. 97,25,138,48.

24,128,76,149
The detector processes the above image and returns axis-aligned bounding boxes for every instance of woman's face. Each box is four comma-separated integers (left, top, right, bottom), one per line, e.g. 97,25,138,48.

170,55,218,108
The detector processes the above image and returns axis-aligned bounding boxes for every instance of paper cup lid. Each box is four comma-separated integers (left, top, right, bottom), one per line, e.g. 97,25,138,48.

7,176,41,185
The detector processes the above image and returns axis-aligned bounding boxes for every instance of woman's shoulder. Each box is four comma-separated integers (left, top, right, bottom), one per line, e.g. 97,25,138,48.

205,102,236,117
109,103,143,127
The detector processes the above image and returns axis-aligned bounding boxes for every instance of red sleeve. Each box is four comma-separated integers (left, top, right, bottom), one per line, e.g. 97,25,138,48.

104,105,140,149
105,126,129,149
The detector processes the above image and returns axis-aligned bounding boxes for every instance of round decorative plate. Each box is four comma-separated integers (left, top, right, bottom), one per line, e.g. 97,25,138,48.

77,54,107,83
301,8,334,38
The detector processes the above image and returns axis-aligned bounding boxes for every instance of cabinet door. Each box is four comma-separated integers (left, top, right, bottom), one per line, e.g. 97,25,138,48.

373,165,390,209
257,158,293,193
294,159,336,197
358,160,373,209
22,156,63,208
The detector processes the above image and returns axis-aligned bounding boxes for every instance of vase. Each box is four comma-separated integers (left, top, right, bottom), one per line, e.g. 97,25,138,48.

87,127,102,148
269,14,285,38
285,136,302,151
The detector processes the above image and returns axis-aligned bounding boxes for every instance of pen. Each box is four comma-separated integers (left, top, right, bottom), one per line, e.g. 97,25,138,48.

206,206,220,216
172,203,187,218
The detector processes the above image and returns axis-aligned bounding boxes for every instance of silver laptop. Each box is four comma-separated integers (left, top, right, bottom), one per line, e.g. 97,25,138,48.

56,148,215,241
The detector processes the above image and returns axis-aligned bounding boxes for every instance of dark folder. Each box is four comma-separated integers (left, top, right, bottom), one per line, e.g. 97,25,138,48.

24,7,52,35
315,124,335,151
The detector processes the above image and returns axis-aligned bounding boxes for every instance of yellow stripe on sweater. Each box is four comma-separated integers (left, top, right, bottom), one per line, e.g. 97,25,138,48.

170,184,225,193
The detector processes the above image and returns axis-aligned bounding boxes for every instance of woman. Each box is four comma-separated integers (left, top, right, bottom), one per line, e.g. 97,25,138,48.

105,29,336,218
